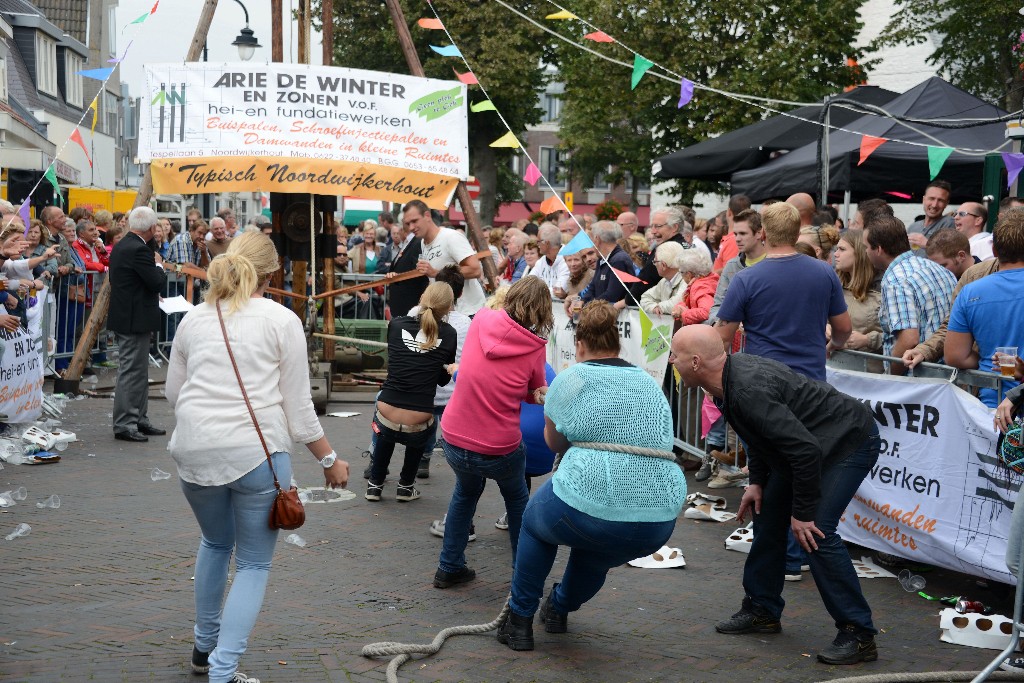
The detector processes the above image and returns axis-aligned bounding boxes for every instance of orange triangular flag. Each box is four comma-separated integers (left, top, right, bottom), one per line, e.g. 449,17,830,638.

584,31,613,43
611,267,645,284
539,196,562,215
417,17,443,29
70,128,92,167
858,136,886,166
453,69,478,85
150,0,159,13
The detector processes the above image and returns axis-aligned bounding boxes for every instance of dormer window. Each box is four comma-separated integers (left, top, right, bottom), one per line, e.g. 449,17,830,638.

35,32,57,96
0,56,7,103
65,51,83,107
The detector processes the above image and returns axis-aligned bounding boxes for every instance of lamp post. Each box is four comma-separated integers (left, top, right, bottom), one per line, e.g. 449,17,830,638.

231,0,262,61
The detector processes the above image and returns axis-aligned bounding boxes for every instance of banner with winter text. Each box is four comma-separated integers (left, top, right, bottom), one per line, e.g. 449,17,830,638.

827,368,1014,583
138,62,469,209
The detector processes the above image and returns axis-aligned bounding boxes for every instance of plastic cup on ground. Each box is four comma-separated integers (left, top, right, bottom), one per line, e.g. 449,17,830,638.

150,468,172,481
36,495,60,509
285,534,307,547
898,568,926,592
5,523,30,540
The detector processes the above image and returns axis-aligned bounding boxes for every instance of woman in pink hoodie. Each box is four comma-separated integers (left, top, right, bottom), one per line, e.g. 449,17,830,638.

433,276,552,589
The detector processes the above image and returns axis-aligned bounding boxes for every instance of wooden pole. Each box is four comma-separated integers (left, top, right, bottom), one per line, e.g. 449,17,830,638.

320,0,336,361
290,0,312,322
322,0,333,66
271,0,283,61
383,0,499,290
64,0,221,382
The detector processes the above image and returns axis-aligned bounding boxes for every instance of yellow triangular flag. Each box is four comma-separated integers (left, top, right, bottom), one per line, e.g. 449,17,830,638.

545,10,577,19
89,97,99,134
489,131,520,148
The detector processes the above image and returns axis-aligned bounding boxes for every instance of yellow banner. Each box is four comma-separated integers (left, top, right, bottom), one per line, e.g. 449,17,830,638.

150,157,459,210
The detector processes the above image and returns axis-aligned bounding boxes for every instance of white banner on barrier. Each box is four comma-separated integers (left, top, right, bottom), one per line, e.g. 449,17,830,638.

547,305,671,385
0,324,44,424
828,368,1013,583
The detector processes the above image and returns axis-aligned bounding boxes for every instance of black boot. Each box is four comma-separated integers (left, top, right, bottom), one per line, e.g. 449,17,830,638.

538,584,568,633
497,611,534,651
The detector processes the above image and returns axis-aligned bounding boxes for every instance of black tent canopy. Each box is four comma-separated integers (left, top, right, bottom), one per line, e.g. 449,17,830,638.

652,86,899,182
729,77,1011,203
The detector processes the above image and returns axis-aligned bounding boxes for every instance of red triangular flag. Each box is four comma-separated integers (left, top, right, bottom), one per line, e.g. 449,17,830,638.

858,136,886,166
453,69,478,85
70,128,92,167
584,31,613,42
611,267,645,284
150,0,159,13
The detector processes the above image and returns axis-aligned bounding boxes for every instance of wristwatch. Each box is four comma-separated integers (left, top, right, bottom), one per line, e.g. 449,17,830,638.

319,451,338,468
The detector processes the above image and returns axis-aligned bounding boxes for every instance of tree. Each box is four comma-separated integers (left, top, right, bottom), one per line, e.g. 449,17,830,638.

554,0,871,208
873,0,1024,112
312,0,549,225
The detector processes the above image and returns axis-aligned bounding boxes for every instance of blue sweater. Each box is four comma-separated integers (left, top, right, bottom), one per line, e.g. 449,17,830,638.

546,361,686,522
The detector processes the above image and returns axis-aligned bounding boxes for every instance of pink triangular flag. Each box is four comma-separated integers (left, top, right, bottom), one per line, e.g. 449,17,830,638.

1002,152,1024,188
70,128,92,167
523,162,542,186
584,31,613,42
858,136,886,165
453,69,478,85
611,267,645,284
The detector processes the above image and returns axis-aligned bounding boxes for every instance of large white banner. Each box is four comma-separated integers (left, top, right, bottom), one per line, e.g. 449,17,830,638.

0,303,45,423
138,63,468,207
828,368,1014,583
547,305,671,385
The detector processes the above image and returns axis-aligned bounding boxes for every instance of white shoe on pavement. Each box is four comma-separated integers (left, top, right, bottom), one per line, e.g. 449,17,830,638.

495,512,509,530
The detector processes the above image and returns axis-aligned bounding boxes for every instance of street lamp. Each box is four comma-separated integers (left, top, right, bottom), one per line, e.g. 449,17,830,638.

230,0,261,61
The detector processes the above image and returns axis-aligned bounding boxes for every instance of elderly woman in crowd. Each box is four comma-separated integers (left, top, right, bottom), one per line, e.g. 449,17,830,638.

671,248,718,325
798,225,841,262
498,301,687,651
167,231,348,683
554,252,592,301
831,229,882,371
640,241,688,316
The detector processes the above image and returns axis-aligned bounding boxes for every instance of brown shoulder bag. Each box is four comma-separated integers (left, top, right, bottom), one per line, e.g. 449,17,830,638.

216,303,305,530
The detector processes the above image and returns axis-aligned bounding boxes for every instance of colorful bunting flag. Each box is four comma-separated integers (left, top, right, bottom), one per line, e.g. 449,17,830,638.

70,128,92,167
858,136,886,166
611,267,645,284
584,31,613,43
453,69,478,85
545,10,578,19
523,162,542,186
417,18,443,29
559,229,595,256
89,97,99,134
43,166,61,205
429,44,462,57
489,131,520,148
470,100,497,113
1002,152,1024,188
678,78,694,108
539,195,563,215
79,67,116,81
631,55,654,90
926,146,953,181
130,12,149,25
19,200,30,234
150,1,159,13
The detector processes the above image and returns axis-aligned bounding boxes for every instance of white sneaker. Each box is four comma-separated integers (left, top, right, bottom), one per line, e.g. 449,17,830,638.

495,512,509,530
784,573,802,582
229,672,260,683
1000,656,1024,671
428,514,476,541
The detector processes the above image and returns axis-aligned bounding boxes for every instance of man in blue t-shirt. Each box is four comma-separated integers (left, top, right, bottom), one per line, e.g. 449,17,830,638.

945,208,1024,407
716,202,850,382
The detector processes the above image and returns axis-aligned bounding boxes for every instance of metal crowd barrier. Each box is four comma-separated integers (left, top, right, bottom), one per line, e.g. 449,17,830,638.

46,269,118,371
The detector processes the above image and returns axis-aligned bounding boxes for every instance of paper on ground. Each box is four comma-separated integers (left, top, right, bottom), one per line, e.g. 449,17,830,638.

159,296,194,314
327,412,360,418
851,556,898,579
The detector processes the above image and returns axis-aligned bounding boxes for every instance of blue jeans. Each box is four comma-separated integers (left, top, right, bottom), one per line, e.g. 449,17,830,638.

742,425,880,633
369,413,432,485
509,480,675,618
438,441,529,573
179,453,290,683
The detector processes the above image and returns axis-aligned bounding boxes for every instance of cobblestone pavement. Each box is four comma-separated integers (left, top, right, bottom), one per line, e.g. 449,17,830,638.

0,374,1015,682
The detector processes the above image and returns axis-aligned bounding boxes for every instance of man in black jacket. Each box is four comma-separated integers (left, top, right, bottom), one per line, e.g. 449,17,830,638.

108,206,168,443
671,324,881,665
382,215,426,318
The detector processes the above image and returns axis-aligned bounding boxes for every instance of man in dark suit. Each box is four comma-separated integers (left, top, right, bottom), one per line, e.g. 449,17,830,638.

108,206,168,442
382,214,426,317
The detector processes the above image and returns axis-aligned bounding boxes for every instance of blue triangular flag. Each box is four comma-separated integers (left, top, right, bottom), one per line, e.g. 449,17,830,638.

558,229,596,257
79,67,116,81
429,44,462,58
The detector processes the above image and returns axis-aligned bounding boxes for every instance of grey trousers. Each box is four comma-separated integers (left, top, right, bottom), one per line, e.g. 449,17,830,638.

113,332,152,434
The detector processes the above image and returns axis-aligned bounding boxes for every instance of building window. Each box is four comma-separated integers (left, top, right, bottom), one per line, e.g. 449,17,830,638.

541,93,561,123
539,146,567,189
35,33,58,96
0,57,7,102
590,166,613,191
65,53,84,108
624,171,651,192
104,90,119,135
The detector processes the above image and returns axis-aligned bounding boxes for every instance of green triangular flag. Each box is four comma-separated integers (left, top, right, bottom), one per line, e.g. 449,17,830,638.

927,146,953,180
470,100,497,113
130,12,149,24
43,166,61,205
631,54,654,90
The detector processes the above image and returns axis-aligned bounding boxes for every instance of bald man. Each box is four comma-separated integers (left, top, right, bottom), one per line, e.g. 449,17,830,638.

786,193,816,227
615,212,639,238
953,201,993,261
670,325,881,665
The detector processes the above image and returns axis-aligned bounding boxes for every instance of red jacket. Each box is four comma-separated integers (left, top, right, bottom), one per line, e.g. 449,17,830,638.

674,273,720,325
73,238,110,306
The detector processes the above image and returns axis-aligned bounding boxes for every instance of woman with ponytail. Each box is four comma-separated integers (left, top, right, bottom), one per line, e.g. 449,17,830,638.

166,232,348,683
365,281,458,503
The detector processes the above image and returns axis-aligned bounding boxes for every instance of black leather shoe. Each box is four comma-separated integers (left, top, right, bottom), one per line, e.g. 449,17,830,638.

539,584,568,633
114,430,148,442
497,611,534,651
433,566,476,589
138,424,166,436
715,606,781,634
817,625,878,664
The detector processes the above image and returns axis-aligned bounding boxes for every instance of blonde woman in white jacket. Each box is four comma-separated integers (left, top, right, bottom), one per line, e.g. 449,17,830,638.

639,241,688,315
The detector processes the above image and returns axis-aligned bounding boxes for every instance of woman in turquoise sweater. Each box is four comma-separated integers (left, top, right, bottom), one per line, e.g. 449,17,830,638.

497,301,687,651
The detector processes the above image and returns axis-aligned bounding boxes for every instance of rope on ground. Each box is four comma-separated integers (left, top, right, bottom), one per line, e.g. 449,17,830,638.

573,442,678,460
361,598,511,683
820,670,1024,683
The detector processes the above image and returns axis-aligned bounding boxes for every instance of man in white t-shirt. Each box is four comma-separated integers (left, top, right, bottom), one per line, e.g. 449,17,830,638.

529,222,569,296
954,201,994,261
403,200,486,315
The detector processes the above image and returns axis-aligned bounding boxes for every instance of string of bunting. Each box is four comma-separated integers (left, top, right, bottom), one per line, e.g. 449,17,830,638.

3,1,161,234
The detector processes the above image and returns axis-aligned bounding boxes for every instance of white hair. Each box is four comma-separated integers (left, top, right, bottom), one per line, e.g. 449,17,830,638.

128,206,158,233
653,206,684,233
592,221,622,245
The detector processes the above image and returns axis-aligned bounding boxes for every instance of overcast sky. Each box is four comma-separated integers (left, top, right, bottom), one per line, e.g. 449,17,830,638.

116,0,325,94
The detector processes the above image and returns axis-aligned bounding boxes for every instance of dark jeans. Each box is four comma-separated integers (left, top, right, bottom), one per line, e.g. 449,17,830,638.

438,441,528,573
368,413,432,485
743,424,881,633
509,480,675,618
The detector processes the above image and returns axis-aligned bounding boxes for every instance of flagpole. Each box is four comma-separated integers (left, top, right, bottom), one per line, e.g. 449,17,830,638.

64,0,221,384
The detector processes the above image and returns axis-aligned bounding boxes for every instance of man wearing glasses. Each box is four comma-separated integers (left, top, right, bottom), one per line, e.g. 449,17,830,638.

629,207,689,300
953,201,993,261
